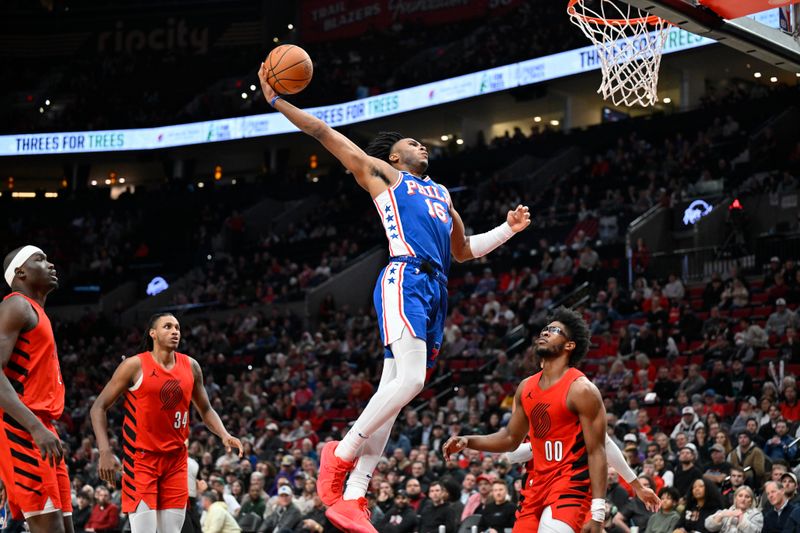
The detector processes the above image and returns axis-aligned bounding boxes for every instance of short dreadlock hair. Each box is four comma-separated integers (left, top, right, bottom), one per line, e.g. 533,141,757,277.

547,306,591,367
365,131,404,163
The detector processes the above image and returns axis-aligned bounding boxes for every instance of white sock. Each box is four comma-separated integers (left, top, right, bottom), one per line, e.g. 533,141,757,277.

157,508,186,532
129,500,157,533
343,361,398,500
335,329,426,462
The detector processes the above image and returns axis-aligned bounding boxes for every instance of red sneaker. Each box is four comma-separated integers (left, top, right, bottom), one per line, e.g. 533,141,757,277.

317,441,355,506
325,497,377,533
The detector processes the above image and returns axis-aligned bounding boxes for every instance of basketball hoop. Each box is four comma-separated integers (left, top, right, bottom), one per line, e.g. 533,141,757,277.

567,0,671,107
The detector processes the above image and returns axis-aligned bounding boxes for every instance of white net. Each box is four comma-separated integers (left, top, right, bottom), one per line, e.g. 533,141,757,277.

567,0,670,107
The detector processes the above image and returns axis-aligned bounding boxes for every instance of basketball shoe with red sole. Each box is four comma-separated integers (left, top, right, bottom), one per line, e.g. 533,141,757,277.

317,441,355,506
325,497,377,533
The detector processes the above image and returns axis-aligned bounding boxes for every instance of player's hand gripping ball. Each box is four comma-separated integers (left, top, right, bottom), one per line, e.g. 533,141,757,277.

262,45,313,95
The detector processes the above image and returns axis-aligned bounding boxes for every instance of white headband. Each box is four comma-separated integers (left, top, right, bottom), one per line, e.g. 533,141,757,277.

4,245,44,288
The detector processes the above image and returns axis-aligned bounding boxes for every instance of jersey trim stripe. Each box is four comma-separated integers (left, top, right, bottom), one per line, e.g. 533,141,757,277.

396,264,415,336
387,187,415,257
379,266,391,343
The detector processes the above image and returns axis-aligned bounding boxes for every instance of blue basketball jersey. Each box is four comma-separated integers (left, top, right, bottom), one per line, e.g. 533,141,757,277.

372,171,453,272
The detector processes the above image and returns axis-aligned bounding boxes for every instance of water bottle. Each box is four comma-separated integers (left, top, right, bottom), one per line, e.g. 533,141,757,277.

439,526,446,533
471,526,478,533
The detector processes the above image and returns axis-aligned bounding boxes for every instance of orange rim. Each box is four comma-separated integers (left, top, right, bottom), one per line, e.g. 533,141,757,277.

567,0,666,26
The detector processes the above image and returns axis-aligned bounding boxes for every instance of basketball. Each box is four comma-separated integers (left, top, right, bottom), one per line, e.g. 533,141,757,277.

265,45,313,95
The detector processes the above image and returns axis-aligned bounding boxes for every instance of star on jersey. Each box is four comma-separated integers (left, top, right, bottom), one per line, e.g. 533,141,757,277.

389,225,397,231
391,233,399,239
388,277,396,284
386,215,394,222
389,267,397,274
385,205,391,213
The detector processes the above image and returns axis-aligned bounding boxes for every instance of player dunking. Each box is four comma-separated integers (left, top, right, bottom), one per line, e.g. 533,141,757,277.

90,313,243,533
445,307,622,533
0,246,72,533
259,65,531,532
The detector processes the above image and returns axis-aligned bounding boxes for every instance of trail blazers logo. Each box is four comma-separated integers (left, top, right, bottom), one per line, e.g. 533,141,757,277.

530,403,551,439
160,379,183,411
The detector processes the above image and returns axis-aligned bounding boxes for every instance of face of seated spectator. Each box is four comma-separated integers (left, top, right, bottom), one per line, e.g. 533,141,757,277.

765,481,786,509
405,479,422,498
277,486,293,506
734,486,755,511
462,474,476,492
77,493,92,509
491,482,508,505
428,483,446,505
248,485,262,502
730,469,745,489
95,487,111,506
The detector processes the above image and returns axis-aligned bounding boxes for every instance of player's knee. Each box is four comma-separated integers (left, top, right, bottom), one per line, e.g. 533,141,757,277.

402,375,425,398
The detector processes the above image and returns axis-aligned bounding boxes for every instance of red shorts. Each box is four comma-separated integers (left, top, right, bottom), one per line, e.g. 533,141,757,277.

0,413,72,516
122,448,188,513
515,483,590,533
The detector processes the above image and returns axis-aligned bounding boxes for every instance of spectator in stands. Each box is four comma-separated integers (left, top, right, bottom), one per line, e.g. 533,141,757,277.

730,359,754,400
73,490,93,533
632,237,651,274
664,273,686,301
782,386,800,422
478,480,516,531
722,467,747,507
552,248,573,277
674,444,705,497
783,472,800,506
461,473,492,520
418,481,458,533
704,274,726,309
764,419,798,462
240,483,267,518
763,480,796,533
672,406,705,441
704,443,733,486
260,485,302,532
212,476,242,515
704,485,763,533
377,490,419,533
767,298,797,337
404,478,426,512
611,474,655,532
680,365,708,398
201,491,241,533
646,486,681,533
780,326,800,361
675,478,724,533
297,494,330,533
721,278,749,308
84,486,119,533
728,431,767,489
653,454,674,488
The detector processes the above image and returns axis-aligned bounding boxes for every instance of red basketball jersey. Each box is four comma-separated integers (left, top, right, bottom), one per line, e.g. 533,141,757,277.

520,367,591,505
1,293,64,419
122,352,194,453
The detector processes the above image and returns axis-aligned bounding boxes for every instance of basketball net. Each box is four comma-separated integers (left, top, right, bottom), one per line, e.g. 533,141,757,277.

568,0,670,107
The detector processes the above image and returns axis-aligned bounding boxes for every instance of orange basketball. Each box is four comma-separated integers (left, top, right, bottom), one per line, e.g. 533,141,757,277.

265,45,313,95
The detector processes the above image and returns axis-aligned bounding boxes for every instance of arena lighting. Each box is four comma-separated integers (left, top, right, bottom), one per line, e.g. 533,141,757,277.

39,107,44,113
550,119,560,126
231,179,237,185
2,10,782,157
91,180,97,186
198,181,205,188
45,99,50,106
440,135,448,141
770,76,778,82
44,192,58,198
12,192,36,198
754,72,762,78
273,37,279,43
118,177,126,183
250,84,257,91
533,116,542,122
288,24,294,30
662,97,672,103
241,92,248,99
104,179,111,185
456,139,464,145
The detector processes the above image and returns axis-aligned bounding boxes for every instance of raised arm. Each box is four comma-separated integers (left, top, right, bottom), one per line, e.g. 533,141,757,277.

569,378,608,533
0,297,63,466
258,63,395,197
450,202,530,263
190,358,242,456
90,356,141,486
443,378,530,456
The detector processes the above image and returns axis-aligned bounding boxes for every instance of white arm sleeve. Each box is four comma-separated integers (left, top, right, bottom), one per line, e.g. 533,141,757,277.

468,222,515,258
606,434,637,483
505,442,533,464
